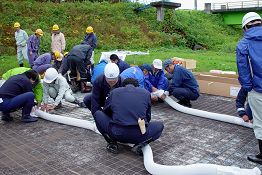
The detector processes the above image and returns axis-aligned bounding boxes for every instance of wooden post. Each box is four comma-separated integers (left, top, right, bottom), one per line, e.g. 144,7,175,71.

157,7,164,21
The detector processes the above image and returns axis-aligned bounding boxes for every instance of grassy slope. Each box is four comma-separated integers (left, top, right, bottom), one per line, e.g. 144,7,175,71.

0,1,240,75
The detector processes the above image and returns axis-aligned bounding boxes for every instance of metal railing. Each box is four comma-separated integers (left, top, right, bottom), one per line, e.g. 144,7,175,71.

212,0,262,10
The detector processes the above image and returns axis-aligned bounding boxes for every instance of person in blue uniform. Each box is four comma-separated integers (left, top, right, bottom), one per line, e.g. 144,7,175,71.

110,54,130,73
236,87,253,123
63,44,93,93
91,59,108,84
236,12,262,164
93,78,164,154
80,63,123,115
120,66,145,88
140,59,168,102
162,59,199,107
0,70,39,122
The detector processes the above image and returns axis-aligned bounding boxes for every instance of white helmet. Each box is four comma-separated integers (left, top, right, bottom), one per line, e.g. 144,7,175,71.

242,12,262,28
152,59,163,69
43,68,58,83
104,63,120,79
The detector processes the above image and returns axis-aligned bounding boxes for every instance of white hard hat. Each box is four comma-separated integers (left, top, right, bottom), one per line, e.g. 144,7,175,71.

152,59,163,69
43,68,58,83
242,12,262,28
104,63,120,79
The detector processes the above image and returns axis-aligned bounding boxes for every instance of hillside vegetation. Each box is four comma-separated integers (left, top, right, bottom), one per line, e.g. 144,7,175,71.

0,1,242,55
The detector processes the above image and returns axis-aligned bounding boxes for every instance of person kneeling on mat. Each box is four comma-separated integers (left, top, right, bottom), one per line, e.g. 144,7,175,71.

93,78,164,155
42,68,80,111
0,70,39,122
162,59,200,108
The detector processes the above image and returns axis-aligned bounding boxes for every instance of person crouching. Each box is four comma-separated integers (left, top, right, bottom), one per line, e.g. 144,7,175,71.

42,68,80,111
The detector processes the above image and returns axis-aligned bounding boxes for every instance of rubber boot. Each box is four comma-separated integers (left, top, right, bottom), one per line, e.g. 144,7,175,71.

70,79,80,93
104,134,118,154
247,139,262,164
19,63,24,67
80,82,92,93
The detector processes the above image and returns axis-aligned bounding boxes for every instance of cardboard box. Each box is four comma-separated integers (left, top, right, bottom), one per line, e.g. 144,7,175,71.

172,57,197,70
194,73,241,98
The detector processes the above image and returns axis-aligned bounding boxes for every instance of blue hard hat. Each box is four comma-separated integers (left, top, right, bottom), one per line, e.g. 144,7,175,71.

163,59,173,69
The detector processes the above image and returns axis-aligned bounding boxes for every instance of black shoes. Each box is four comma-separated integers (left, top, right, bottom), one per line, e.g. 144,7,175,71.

21,115,38,123
131,142,147,156
72,99,80,105
247,139,262,164
247,154,262,164
103,134,119,154
54,102,62,109
178,99,192,108
1,113,13,122
78,102,87,108
106,143,119,154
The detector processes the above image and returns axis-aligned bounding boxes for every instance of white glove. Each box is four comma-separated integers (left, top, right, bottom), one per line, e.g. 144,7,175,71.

156,90,165,97
164,91,169,96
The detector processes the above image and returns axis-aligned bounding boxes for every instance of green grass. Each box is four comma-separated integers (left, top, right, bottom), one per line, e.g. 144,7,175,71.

125,48,237,72
0,1,242,55
0,47,237,76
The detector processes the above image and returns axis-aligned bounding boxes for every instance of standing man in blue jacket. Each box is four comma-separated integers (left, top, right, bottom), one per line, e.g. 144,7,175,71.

140,59,169,102
27,29,43,68
162,59,199,107
0,70,39,122
110,54,130,73
94,78,164,154
80,63,123,115
236,87,253,123
82,26,97,70
236,12,262,164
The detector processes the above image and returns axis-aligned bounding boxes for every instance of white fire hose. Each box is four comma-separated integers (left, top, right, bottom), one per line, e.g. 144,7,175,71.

154,90,253,128
34,108,260,175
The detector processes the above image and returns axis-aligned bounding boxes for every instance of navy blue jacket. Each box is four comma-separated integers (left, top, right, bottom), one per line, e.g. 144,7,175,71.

168,65,199,95
237,26,262,93
82,33,97,50
103,84,151,126
68,44,92,65
0,74,33,98
91,75,123,115
236,87,253,119
117,59,130,73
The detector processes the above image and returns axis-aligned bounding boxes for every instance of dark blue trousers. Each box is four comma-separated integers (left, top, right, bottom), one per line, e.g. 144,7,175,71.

94,110,164,145
83,93,91,110
172,87,199,101
0,92,34,117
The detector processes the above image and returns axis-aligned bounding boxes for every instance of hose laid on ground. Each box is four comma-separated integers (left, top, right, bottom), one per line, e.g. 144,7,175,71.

154,90,252,128
34,109,101,134
142,144,261,175
34,109,260,175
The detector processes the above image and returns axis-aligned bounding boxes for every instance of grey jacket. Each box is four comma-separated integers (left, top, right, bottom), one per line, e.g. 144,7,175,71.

43,74,71,105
